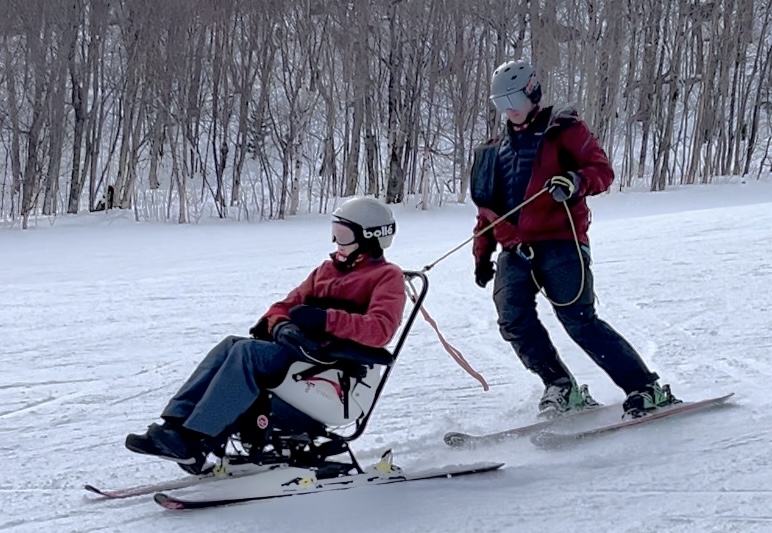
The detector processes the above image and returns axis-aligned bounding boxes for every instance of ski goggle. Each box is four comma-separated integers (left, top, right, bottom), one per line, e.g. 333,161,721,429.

332,222,358,247
490,89,531,114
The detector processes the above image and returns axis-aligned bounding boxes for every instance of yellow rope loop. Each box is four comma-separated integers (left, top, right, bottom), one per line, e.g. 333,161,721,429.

419,186,585,308
533,200,586,307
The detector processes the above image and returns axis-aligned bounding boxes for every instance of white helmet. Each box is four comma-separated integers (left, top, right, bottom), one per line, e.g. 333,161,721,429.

490,60,542,114
332,197,396,250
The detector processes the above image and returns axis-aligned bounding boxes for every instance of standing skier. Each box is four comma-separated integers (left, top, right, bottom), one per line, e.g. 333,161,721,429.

125,197,406,472
471,60,679,418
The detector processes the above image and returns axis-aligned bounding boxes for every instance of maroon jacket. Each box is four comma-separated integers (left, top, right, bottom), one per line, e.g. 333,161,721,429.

259,257,406,348
471,105,614,263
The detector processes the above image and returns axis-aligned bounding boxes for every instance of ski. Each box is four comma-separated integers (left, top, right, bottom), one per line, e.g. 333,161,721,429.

443,403,621,448
84,462,279,499
530,392,735,449
154,461,505,510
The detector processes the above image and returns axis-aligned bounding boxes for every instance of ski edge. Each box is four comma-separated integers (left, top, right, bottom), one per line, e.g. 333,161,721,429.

84,463,281,499
84,477,212,499
532,392,735,448
153,462,506,510
443,402,621,447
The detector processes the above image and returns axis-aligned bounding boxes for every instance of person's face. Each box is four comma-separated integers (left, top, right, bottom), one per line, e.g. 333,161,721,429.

332,222,359,261
505,103,535,125
491,90,535,125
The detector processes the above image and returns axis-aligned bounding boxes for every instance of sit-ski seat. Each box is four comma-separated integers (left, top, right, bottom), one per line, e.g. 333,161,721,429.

228,271,428,475
269,345,392,427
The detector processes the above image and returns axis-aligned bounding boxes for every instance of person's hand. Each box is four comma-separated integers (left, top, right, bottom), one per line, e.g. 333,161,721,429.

289,305,327,334
474,260,496,288
248,319,267,339
272,321,322,354
547,172,581,202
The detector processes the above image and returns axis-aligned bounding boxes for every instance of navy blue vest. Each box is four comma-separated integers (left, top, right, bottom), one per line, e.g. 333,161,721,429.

491,110,551,223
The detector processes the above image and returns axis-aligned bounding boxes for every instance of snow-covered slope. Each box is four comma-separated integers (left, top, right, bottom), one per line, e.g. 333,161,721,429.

2,180,771,532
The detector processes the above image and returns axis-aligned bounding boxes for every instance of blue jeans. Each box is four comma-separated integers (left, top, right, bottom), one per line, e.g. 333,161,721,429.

162,336,302,438
492,241,658,394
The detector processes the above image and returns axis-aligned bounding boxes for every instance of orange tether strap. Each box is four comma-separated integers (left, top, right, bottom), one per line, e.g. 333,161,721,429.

406,279,489,391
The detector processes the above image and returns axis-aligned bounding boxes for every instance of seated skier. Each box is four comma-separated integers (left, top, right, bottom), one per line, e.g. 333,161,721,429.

125,197,406,473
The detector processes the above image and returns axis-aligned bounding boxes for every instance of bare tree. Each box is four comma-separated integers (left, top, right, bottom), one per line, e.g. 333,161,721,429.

2,0,771,226
12,0,55,228
229,2,277,209
269,3,316,218
743,4,772,175
63,0,89,213
385,1,406,204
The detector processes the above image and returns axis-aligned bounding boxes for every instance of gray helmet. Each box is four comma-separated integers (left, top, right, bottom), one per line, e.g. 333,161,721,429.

490,60,542,113
332,197,396,249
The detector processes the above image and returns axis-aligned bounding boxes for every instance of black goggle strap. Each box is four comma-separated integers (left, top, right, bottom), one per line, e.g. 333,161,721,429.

332,219,361,246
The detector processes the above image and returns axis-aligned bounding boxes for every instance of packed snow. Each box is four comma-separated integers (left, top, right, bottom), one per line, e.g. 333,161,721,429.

2,179,772,532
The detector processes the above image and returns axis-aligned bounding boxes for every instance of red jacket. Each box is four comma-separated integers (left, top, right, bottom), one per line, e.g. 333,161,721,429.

471,106,613,263
259,258,406,348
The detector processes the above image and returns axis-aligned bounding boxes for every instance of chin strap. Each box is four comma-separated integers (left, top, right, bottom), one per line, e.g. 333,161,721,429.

330,251,366,272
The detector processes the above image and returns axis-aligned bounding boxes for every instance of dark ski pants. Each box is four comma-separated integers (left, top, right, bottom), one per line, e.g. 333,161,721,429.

161,335,302,438
492,242,658,394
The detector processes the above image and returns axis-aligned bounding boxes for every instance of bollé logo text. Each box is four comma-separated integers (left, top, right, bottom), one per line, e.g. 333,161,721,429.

363,224,395,239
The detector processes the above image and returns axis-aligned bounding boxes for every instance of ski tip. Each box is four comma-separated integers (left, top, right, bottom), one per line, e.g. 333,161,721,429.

84,484,122,498
154,493,186,511
444,462,506,476
476,462,506,473
83,484,105,496
443,432,471,447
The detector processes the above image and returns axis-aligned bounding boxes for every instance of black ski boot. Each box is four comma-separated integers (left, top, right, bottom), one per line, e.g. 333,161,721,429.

623,382,681,419
125,423,209,473
538,377,599,418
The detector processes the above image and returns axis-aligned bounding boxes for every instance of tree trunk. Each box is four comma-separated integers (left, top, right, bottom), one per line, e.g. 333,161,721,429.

67,42,87,213
22,79,46,228
364,94,378,196
344,92,363,197
386,5,405,204
4,44,23,207
43,42,68,215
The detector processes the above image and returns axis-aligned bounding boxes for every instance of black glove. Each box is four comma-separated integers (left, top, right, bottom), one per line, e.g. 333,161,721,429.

272,321,321,354
474,260,496,288
248,318,268,340
547,172,581,202
289,305,328,334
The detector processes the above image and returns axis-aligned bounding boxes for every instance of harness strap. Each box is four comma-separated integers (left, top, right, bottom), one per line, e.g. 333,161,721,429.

293,362,363,418
338,372,351,419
